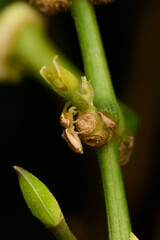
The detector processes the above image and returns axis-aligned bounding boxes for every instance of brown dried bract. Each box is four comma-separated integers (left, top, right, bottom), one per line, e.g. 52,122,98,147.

76,112,97,135
98,111,117,130
29,0,69,15
81,134,108,148
89,0,115,5
118,135,134,166
76,111,113,148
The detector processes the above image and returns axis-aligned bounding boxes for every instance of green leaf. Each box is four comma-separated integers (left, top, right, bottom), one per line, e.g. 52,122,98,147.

13,166,62,228
14,166,77,240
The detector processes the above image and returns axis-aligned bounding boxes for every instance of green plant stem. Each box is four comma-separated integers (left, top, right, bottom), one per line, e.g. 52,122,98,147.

68,0,125,136
50,219,77,240
96,140,132,239
68,0,132,239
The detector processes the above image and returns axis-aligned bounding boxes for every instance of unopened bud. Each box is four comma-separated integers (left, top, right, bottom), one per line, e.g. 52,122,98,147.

40,56,79,99
80,77,94,105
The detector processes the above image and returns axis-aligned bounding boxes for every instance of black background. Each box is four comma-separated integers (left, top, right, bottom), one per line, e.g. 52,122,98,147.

1,0,160,239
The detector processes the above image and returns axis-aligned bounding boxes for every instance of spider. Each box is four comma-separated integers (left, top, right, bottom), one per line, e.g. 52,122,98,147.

60,102,83,154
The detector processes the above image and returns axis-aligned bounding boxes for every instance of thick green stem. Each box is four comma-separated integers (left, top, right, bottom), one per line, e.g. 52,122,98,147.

68,0,132,239
96,140,132,239
68,0,125,135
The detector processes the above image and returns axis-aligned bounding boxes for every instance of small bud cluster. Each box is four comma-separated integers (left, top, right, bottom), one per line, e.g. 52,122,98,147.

41,56,117,154
29,0,69,15
29,0,115,16
40,56,79,99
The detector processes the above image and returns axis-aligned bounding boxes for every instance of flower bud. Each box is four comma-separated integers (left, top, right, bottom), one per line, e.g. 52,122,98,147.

80,76,94,105
40,56,79,99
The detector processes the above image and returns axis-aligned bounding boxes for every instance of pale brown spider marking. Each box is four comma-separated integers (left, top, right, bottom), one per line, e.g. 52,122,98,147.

60,102,83,154
62,128,83,154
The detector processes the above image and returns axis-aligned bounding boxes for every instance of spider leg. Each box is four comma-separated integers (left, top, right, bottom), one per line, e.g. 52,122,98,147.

67,125,86,135
68,106,79,116
62,101,72,114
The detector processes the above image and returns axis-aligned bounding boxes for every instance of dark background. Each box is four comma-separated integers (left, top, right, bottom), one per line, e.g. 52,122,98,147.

1,0,160,239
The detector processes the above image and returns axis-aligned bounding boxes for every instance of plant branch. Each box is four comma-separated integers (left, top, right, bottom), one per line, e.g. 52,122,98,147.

96,140,132,239
68,0,133,239
68,0,125,136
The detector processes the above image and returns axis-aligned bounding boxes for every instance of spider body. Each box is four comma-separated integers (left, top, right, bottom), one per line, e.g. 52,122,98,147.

60,102,83,154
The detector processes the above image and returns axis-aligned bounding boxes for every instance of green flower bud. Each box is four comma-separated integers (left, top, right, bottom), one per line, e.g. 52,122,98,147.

80,76,94,105
40,56,79,99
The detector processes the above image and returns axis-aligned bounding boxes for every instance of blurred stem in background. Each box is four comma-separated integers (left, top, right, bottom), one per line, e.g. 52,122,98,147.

0,2,81,83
